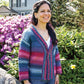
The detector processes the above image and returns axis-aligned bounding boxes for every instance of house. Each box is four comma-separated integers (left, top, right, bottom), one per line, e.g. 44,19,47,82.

9,0,75,15
9,0,39,15
0,6,18,16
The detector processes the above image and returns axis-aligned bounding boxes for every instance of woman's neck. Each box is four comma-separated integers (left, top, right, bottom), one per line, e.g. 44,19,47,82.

36,23,47,30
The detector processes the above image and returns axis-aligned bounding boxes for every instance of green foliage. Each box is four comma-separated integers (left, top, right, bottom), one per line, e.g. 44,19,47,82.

4,46,19,79
60,59,84,84
4,57,19,79
0,0,9,7
55,25,84,59
48,0,68,27
48,0,84,30
72,0,84,29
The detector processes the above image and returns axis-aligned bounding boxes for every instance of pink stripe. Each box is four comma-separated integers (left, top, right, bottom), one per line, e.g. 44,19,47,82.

30,60,43,65
57,66,62,74
54,66,56,75
31,52,44,57
50,53,53,79
30,52,44,65
44,60,47,80
55,53,60,61
47,53,50,80
19,71,29,80
51,45,53,79
31,56,43,62
31,27,47,48
57,66,62,70
19,71,29,75
19,49,30,59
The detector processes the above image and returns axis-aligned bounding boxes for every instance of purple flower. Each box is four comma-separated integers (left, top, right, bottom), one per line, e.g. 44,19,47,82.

0,35,4,42
0,55,6,65
3,44,8,50
0,14,32,65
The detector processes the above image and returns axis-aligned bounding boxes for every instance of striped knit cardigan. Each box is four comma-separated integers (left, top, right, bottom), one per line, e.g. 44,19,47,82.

18,24,62,81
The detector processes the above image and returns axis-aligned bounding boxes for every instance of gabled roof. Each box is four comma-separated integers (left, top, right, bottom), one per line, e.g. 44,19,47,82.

0,5,18,14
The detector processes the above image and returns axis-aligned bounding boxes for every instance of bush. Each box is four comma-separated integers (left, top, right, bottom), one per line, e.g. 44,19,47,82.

4,46,19,79
60,59,84,84
0,15,31,66
48,0,84,30
55,25,84,59
4,57,19,79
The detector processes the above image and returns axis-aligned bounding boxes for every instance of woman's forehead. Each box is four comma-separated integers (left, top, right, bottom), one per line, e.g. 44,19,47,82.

39,4,51,10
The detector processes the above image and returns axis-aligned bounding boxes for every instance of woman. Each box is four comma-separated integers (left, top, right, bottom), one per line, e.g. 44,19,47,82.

18,0,62,84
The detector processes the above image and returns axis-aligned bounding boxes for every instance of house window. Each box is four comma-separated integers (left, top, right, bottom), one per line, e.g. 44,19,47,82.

13,0,16,7
21,0,25,7
11,0,13,7
16,0,18,7
21,12,25,15
18,0,21,7
25,0,27,7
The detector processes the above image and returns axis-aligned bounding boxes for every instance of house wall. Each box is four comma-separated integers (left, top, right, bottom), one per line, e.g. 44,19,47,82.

9,0,39,15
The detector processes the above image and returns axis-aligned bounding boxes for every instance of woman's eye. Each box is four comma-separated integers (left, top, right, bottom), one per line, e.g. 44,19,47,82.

47,10,51,12
41,11,45,12
40,10,51,13
47,10,51,13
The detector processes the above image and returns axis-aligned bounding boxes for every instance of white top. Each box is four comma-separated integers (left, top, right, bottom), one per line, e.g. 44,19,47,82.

46,37,50,48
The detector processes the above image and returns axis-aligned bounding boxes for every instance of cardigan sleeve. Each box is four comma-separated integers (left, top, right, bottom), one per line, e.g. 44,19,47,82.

55,45,62,74
18,29,31,81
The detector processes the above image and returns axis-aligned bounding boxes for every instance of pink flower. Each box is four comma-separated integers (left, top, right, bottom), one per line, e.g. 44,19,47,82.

4,56,9,61
3,44,8,50
0,14,32,65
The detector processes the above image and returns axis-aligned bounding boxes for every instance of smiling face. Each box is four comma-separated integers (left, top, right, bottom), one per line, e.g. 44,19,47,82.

34,3,51,25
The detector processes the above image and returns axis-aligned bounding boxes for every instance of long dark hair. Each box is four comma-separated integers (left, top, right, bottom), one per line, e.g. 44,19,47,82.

31,0,58,46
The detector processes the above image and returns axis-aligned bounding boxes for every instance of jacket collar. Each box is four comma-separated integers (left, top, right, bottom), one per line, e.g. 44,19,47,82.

31,24,52,50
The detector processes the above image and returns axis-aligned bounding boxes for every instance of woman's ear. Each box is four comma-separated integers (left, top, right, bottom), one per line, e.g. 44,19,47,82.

34,13,38,19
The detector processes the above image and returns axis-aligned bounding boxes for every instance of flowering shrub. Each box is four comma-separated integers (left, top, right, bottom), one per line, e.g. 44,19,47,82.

4,44,19,79
4,57,18,78
70,64,76,69
0,15,31,66
55,25,84,59
60,59,84,84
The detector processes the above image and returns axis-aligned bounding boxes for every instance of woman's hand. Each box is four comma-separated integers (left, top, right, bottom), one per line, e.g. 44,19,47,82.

55,74,59,84
24,80,31,84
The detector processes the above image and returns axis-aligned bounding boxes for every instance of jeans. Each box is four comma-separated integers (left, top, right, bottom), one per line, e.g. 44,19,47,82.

29,78,55,84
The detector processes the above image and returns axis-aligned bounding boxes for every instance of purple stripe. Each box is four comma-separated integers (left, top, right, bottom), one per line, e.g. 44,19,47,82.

48,53,50,80
50,45,53,79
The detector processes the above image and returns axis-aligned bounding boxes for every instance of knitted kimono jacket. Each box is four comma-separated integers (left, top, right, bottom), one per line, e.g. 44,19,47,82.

18,24,62,81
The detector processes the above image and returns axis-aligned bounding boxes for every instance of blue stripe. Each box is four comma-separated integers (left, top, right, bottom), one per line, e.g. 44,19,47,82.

30,64,42,68
19,59,29,64
56,60,61,66
30,68,42,74
19,65,29,71
30,74,42,80
49,54,51,79
20,41,30,52
32,47,43,52
19,58,29,63
19,58,29,71
56,46,59,54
